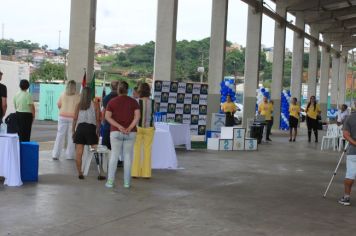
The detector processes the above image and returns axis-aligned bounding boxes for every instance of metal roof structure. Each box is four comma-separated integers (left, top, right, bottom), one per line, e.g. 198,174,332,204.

267,0,356,51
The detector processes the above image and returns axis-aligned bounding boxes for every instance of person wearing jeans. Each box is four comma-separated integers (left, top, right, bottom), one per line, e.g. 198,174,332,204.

108,132,136,185
105,81,140,188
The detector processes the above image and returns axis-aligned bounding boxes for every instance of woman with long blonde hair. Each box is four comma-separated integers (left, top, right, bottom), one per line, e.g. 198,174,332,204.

52,80,80,160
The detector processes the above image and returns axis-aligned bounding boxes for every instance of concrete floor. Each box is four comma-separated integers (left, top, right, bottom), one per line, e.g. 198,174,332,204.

1,130,356,236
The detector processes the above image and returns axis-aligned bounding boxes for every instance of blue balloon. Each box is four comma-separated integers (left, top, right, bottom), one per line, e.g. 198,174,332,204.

261,88,266,93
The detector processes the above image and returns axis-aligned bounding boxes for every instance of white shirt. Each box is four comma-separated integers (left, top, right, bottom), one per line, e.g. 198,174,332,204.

337,109,350,124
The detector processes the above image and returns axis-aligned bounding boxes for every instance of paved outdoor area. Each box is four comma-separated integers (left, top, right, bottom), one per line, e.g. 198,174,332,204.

1,128,356,236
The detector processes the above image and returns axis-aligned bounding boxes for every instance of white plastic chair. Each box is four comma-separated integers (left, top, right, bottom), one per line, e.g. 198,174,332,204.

82,145,111,177
321,124,339,151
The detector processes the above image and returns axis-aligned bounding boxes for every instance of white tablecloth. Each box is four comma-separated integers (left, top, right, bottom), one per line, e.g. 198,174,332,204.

152,129,177,169
0,134,23,186
155,123,191,150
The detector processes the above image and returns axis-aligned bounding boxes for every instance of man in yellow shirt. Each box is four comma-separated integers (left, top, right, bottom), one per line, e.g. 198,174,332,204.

258,96,273,141
221,95,237,127
306,95,321,142
289,97,300,142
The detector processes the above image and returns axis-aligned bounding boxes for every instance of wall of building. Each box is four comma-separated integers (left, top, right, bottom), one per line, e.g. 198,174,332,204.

0,60,30,117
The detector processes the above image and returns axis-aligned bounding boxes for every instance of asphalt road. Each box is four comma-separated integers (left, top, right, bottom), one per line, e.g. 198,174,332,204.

31,120,58,142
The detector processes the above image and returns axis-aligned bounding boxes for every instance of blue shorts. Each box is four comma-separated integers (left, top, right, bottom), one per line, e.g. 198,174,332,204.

346,155,356,180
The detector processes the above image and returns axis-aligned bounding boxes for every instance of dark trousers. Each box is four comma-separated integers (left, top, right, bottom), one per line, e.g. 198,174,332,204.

16,112,33,142
225,112,234,127
101,126,111,150
306,116,318,141
266,120,272,139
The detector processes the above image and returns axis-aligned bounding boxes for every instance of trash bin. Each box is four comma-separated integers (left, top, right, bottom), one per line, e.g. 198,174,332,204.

20,142,39,182
250,125,264,144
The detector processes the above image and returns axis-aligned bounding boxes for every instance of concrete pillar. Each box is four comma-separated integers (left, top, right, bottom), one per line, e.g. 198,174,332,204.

153,0,178,82
319,36,330,122
290,12,305,103
271,0,286,129
242,1,263,128
338,48,348,106
207,0,228,129
68,0,97,83
330,43,341,108
307,26,319,99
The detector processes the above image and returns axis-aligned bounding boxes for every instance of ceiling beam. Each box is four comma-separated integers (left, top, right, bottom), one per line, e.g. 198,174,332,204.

317,17,356,32
240,0,340,54
317,5,356,19
286,0,345,12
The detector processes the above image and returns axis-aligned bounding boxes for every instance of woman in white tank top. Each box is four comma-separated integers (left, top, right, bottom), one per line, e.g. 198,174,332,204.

72,87,100,179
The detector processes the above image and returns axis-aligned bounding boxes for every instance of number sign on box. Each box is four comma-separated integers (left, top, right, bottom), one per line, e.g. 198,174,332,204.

245,138,258,151
233,128,245,140
219,139,233,151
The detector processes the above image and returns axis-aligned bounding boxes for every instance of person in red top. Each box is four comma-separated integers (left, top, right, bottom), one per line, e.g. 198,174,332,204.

105,81,140,189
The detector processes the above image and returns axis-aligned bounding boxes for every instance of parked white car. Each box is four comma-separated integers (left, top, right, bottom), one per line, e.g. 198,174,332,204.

234,103,243,125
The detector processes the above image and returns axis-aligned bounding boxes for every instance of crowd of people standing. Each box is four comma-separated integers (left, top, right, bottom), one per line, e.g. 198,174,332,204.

2,71,356,202
51,79,154,189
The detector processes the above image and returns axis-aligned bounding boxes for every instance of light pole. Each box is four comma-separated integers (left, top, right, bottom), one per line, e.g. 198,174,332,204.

58,30,61,49
197,50,205,83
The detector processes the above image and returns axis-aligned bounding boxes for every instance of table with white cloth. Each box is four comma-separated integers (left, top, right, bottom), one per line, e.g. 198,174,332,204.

0,133,23,186
154,122,191,150
151,129,178,169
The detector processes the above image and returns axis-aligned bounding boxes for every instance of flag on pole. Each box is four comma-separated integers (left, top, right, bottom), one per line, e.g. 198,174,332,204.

80,70,86,93
90,72,96,100
102,72,107,99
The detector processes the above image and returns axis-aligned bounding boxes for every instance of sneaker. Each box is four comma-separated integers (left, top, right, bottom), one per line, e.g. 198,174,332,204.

52,157,59,161
124,183,130,188
105,179,114,188
338,196,351,206
266,138,272,141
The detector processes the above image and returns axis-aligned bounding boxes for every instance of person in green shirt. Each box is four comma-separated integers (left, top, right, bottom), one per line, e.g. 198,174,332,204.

13,80,35,141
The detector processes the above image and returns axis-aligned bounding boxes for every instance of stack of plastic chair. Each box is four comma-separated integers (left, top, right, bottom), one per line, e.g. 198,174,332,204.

321,124,339,151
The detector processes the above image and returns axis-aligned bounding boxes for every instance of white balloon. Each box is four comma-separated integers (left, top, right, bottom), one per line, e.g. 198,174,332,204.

225,81,230,86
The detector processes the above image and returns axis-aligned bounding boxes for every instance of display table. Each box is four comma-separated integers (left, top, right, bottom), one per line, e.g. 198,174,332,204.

0,133,23,186
155,122,191,150
152,129,177,169
82,129,178,172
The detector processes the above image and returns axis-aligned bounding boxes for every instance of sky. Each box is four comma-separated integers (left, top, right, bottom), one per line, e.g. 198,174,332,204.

0,0,298,50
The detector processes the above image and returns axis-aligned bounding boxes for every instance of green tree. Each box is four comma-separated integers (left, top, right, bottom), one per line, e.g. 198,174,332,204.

0,39,41,55
30,62,65,82
225,48,245,75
